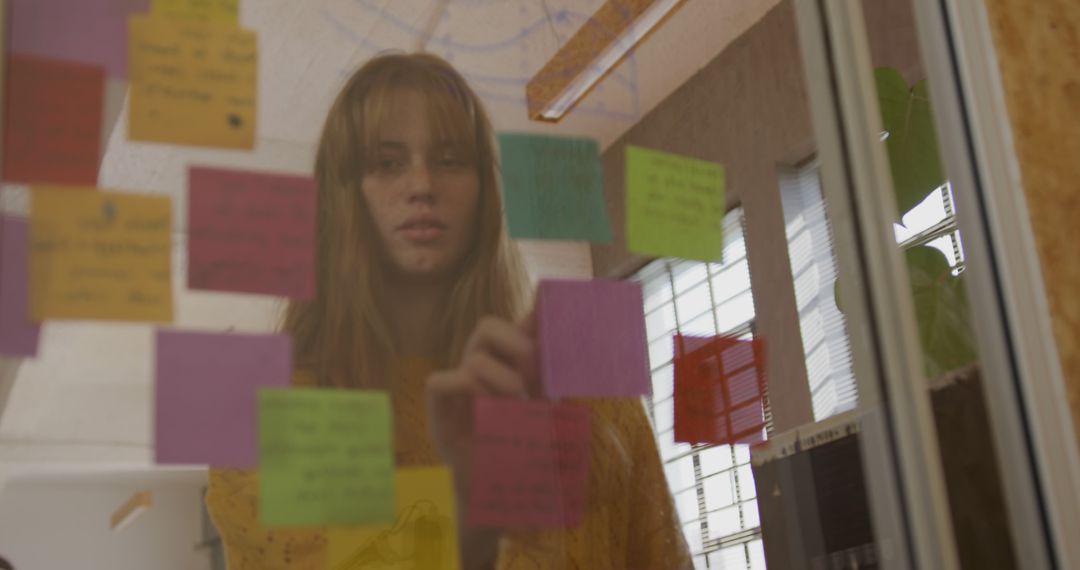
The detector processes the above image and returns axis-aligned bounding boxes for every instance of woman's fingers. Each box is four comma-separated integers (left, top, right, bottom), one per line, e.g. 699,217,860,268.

463,351,527,397
465,316,536,374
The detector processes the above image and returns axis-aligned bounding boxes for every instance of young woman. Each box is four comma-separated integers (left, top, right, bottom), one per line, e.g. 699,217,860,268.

206,52,692,570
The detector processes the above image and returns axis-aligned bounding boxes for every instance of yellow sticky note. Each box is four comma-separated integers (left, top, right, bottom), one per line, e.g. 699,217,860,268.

152,0,239,25
129,15,256,149
328,467,461,570
30,187,173,322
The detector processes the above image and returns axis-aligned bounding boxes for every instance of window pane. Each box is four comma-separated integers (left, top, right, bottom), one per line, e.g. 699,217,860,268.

649,335,674,369
659,430,693,462
640,263,673,312
652,363,675,401
682,309,717,337
743,498,761,528
716,291,755,332
748,539,767,570
709,543,749,569
734,444,751,465
711,260,751,303
676,281,713,323
699,445,735,476
707,504,742,538
671,260,709,294
653,396,674,432
646,302,678,342
665,454,697,494
704,470,735,511
683,520,705,554
674,487,701,525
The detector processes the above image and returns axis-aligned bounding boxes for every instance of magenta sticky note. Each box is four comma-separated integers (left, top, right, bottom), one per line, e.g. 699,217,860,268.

9,0,149,79
469,397,591,528
188,166,317,300
537,279,651,398
0,216,42,357
155,330,292,468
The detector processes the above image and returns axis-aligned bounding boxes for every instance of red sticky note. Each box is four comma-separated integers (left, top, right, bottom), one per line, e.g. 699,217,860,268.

469,397,591,528
188,166,317,300
3,54,104,186
673,334,768,445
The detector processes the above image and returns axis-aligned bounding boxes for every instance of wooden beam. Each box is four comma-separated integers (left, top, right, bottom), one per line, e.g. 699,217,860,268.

526,0,686,121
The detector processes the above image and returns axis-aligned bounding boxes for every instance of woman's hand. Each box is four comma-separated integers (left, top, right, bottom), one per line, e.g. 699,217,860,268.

426,313,538,470
425,313,538,569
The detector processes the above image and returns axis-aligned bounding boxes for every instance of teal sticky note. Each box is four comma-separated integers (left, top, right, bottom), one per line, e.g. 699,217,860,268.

626,146,726,262
498,133,613,243
259,388,395,527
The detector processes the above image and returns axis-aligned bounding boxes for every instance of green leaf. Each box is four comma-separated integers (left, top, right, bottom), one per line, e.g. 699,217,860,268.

906,246,977,379
875,68,947,217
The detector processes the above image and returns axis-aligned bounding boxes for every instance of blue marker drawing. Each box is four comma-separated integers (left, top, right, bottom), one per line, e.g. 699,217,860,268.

321,0,643,122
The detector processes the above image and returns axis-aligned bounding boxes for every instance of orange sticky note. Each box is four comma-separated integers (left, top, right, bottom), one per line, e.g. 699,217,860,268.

128,15,257,149
3,54,104,185
30,187,173,322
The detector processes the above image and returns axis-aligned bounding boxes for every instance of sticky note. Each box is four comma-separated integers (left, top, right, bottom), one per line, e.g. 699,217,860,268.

328,467,461,570
3,55,104,186
152,0,239,25
188,166,317,299
128,15,257,149
259,388,395,527
0,217,42,357
469,397,591,528
154,330,292,467
673,334,768,445
9,0,149,79
30,187,173,322
537,279,651,398
498,133,612,243
626,145,726,262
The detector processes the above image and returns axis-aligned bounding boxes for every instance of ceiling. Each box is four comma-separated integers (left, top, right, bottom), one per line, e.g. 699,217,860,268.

0,0,779,478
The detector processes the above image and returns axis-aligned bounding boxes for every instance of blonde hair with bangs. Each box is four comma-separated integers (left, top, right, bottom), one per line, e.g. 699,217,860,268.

283,52,529,387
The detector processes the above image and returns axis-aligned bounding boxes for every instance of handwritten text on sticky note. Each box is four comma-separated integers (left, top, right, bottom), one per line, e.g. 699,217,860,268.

259,388,395,527
328,467,461,570
498,133,612,243
188,166,317,299
3,55,104,186
30,187,173,322
0,217,42,357
152,0,238,24
626,146,726,262
673,334,768,445
538,279,651,398
155,330,292,468
129,15,257,149
469,397,591,528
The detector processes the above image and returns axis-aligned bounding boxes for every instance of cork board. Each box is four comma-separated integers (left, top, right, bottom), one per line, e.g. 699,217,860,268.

983,0,1080,444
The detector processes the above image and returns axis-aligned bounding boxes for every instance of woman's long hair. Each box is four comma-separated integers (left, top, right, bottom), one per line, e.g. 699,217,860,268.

283,52,529,387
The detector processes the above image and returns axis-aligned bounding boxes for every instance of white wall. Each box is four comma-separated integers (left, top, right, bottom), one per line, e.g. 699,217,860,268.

0,468,211,570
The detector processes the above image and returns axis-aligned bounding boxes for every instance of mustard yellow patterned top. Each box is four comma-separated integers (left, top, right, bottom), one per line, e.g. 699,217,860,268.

206,358,692,569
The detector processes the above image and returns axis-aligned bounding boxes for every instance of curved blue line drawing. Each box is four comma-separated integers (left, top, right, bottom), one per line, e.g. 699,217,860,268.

321,2,642,122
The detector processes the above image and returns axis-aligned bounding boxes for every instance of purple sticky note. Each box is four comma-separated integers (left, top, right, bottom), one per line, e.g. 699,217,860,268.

0,216,42,357
155,330,292,468
537,279,651,398
9,0,150,79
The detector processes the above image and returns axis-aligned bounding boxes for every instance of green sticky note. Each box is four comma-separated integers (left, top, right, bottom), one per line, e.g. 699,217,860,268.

626,146,726,262
258,388,395,527
498,133,613,243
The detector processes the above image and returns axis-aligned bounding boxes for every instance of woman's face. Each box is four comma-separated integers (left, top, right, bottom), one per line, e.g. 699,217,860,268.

361,88,480,281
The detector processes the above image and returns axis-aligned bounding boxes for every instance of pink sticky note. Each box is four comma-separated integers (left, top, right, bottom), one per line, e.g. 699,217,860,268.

3,54,105,186
155,330,292,468
9,0,149,79
188,166,317,300
537,279,651,398
0,216,42,357
469,397,591,528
